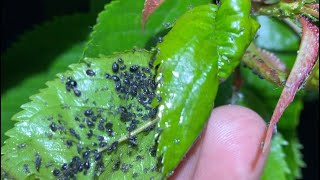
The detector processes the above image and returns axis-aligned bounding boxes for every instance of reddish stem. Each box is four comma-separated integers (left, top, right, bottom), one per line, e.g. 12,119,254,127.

262,16,319,153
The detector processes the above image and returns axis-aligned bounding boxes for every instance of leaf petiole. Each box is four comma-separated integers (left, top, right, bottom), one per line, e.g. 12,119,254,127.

98,118,160,153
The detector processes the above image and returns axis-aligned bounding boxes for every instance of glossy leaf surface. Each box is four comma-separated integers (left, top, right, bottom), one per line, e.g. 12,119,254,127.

153,0,259,175
84,0,211,58
1,14,96,145
1,50,163,179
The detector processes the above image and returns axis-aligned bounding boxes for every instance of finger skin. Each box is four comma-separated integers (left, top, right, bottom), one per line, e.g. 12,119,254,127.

170,105,268,180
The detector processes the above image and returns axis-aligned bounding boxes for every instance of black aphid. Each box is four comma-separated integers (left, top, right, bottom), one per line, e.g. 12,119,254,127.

78,165,84,172
86,69,96,76
61,163,68,170
117,58,123,63
149,146,156,157
127,123,137,132
120,65,126,70
35,153,41,172
91,115,97,122
69,128,81,140
66,77,77,91
118,106,127,113
157,96,162,102
130,65,139,72
82,151,90,159
123,78,130,85
107,141,118,153
98,122,105,131
79,124,85,128
99,142,107,148
73,89,81,97
104,73,111,79
105,122,113,135
115,82,121,91
121,163,131,173
50,122,57,132
132,172,139,178
112,62,119,73
158,36,163,43
87,130,93,139
112,75,120,82
83,159,90,169
86,119,95,127
97,135,104,142
84,109,93,117
94,152,102,161
72,156,81,163
128,136,138,146
75,145,82,155
53,169,60,176
136,155,144,161
23,164,30,174
113,161,120,171
66,140,73,146
142,67,150,73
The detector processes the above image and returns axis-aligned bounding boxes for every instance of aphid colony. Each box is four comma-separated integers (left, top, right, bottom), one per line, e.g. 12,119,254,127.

45,56,161,179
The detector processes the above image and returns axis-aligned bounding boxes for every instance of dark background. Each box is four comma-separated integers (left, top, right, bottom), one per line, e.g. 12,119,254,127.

1,0,319,179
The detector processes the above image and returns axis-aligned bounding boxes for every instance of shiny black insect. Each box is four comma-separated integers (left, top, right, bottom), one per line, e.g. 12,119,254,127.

87,130,93,139
53,169,60,176
130,65,139,72
128,136,138,146
69,128,81,140
61,163,68,170
35,153,41,172
50,122,57,132
107,141,118,153
66,77,77,91
73,89,82,97
83,159,90,169
86,119,95,127
94,152,102,161
112,75,120,82
112,62,119,73
82,151,90,159
105,73,111,79
86,69,96,76
84,109,93,117
117,58,123,63
66,140,73,147
113,161,120,171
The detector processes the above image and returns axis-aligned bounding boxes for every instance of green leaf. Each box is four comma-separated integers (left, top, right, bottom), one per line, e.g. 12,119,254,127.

153,0,259,175
84,0,212,58
1,50,163,179
1,14,96,145
254,16,300,52
262,134,290,180
282,132,305,179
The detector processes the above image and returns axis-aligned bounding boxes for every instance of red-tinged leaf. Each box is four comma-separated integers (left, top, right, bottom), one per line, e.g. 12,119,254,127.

141,0,165,29
262,16,319,153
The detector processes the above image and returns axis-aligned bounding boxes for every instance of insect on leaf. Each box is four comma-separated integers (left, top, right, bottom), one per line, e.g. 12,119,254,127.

1,50,165,179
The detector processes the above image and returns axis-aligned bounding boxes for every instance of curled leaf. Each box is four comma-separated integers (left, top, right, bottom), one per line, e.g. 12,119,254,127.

262,16,319,153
